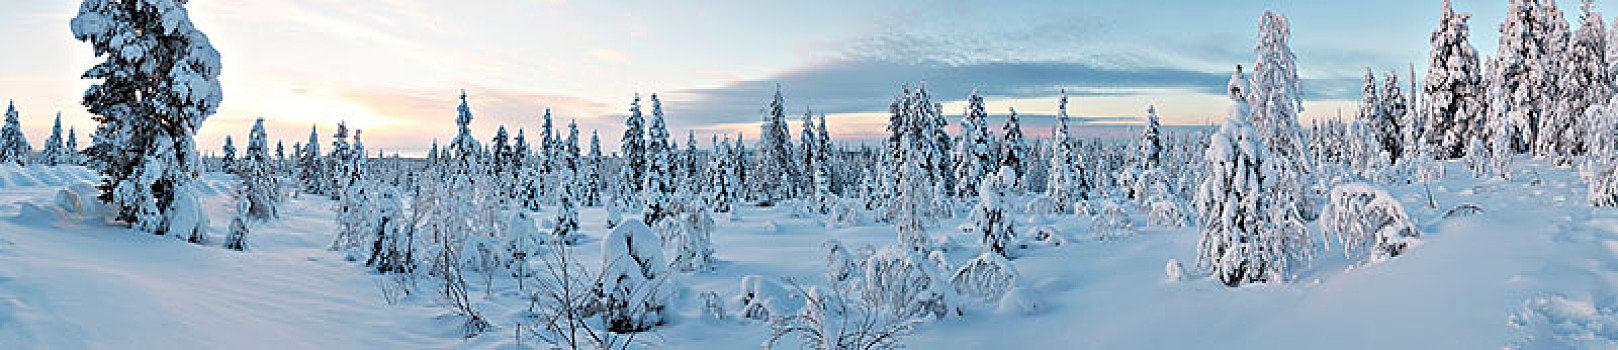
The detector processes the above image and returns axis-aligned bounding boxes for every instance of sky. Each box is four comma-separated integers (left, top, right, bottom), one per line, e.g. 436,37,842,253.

0,0,1595,155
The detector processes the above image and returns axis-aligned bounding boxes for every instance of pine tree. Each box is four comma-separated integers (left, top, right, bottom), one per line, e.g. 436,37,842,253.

644,94,676,224
758,86,795,203
584,130,604,207
328,122,354,200
1141,106,1164,170
799,108,819,197
1045,90,1086,213
1424,0,1485,159
0,101,32,165
300,125,325,194
66,126,79,164
42,113,67,166
971,166,1018,257
620,95,648,203
224,189,251,251
449,90,483,162
1547,0,1611,164
815,112,833,194
221,135,236,172
1196,67,1312,286
1248,12,1315,221
241,117,281,220
999,107,1027,189
1492,0,1555,155
1378,70,1408,163
709,136,738,214
953,90,995,198
73,0,221,240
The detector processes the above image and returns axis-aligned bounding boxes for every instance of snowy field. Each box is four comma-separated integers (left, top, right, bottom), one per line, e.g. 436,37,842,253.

0,160,1610,349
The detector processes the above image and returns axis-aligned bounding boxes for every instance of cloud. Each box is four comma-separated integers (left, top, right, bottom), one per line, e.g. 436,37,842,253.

657,58,1360,133
588,48,630,65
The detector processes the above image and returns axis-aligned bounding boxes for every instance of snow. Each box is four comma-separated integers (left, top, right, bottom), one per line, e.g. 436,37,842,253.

0,159,1616,348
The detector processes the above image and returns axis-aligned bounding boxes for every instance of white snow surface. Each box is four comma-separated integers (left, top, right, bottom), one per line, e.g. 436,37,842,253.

0,161,1614,348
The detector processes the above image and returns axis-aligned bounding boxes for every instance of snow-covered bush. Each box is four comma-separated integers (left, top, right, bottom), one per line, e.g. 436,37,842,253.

1591,163,1618,207
737,275,799,320
1320,183,1421,262
860,246,958,320
1092,199,1134,241
366,184,412,273
1165,259,1187,282
224,191,251,251
949,252,1020,304
599,219,670,332
765,281,919,350
826,198,862,228
1146,197,1190,228
823,239,861,283
663,210,716,273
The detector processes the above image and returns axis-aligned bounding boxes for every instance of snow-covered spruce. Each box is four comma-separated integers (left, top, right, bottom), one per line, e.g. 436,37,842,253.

41,113,68,166
0,101,31,166
1045,90,1087,213
1319,183,1421,262
965,166,1018,257
73,0,221,241
241,117,282,220
1195,67,1313,286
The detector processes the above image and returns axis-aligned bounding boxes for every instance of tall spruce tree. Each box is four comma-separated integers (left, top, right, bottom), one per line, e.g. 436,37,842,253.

1424,0,1485,159
73,0,222,240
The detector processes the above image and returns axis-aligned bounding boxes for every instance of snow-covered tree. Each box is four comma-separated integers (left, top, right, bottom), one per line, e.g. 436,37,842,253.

41,113,67,166
1424,0,1485,159
0,101,31,165
966,166,1018,257
448,90,483,162
620,95,648,205
953,89,996,198
224,189,250,251
664,209,716,273
709,136,739,214
240,117,280,220
799,108,820,198
1375,70,1408,163
1045,91,1086,213
1545,0,1611,164
999,107,1027,189
1141,105,1164,170
599,219,670,332
220,135,236,171
1247,12,1315,221
644,94,677,224
73,0,222,241
758,86,796,203
66,126,80,165
584,130,604,207
1492,0,1555,155
299,125,326,194
1320,183,1421,262
1196,66,1312,287
365,183,411,273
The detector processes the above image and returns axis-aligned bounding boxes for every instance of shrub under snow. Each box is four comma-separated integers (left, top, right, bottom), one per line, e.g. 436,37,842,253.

599,219,671,332
1319,183,1421,262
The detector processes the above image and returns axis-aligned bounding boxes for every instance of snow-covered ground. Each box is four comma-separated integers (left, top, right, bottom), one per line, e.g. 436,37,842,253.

0,160,1613,349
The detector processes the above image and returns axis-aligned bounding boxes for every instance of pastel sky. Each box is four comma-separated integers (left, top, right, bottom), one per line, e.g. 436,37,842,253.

0,0,1592,155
